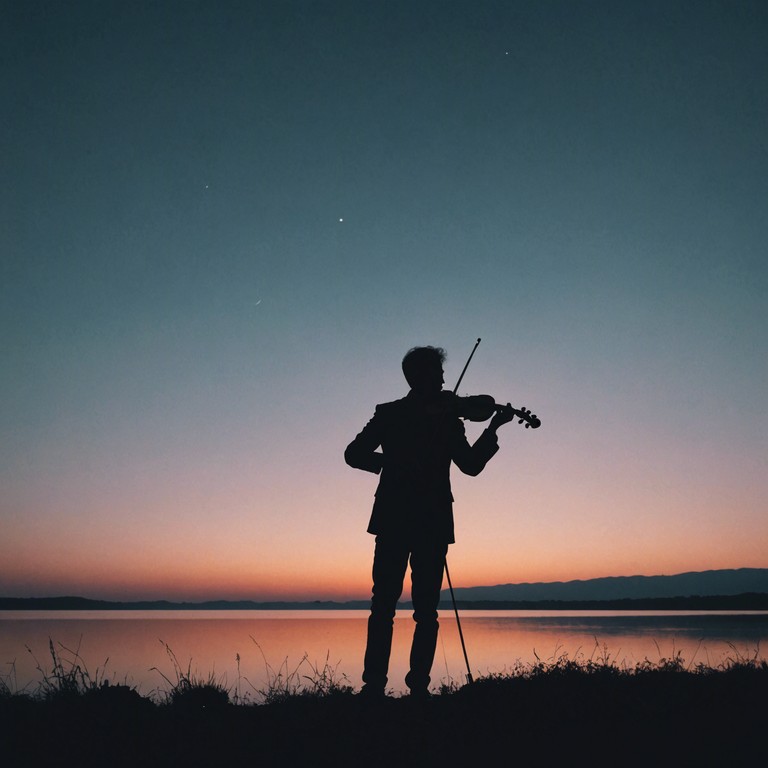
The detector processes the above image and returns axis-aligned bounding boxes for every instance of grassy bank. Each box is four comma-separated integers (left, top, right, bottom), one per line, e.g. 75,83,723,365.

2,642,767,767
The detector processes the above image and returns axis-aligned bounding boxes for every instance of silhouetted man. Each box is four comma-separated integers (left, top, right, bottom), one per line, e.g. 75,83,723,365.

345,345,516,697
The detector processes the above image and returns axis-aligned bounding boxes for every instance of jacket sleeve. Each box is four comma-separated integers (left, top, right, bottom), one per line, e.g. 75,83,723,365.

450,422,499,476
344,407,385,475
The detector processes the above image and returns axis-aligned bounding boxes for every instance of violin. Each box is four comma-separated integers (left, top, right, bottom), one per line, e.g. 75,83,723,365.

441,392,541,428
445,338,541,429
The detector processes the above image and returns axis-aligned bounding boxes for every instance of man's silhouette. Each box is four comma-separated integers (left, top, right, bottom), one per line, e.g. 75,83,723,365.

345,345,516,697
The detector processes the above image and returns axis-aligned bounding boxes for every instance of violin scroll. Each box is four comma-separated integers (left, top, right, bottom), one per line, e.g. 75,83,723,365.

513,406,541,429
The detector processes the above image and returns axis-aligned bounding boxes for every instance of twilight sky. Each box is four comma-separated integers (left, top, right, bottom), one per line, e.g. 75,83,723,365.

2,0,767,601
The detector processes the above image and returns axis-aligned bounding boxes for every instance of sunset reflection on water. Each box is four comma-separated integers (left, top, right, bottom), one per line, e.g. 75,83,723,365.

2,611,766,697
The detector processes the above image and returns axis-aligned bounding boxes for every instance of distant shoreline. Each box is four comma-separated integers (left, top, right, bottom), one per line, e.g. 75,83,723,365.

2,593,768,611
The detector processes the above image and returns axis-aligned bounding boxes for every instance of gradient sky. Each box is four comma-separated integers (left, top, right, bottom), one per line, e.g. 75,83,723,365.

3,0,767,601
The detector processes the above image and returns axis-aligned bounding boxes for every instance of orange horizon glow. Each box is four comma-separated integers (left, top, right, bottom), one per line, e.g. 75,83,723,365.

4,553,767,604
4,389,767,605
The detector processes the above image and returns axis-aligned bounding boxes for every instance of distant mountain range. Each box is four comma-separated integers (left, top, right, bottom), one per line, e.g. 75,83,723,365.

442,568,768,603
0,597,372,611
2,568,767,611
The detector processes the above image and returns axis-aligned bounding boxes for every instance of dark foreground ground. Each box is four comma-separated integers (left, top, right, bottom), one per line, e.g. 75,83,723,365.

3,663,767,767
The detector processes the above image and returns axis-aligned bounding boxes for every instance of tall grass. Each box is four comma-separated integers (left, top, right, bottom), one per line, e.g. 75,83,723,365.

3,635,765,707
25,638,111,700
150,641,231,709
247,637,354,704
467,637,767,688
0,660,21,698
145,636,354,707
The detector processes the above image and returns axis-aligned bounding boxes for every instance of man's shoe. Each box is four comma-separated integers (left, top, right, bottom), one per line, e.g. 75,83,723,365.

359,684,386,700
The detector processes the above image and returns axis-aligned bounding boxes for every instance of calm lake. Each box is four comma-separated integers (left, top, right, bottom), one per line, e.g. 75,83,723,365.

2,610,767,698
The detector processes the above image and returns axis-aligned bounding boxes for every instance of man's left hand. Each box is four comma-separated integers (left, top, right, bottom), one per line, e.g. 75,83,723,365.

489,403,517,431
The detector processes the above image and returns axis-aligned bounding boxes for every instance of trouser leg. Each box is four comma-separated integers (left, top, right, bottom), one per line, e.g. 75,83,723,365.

362,537,409,690
405,542,448,693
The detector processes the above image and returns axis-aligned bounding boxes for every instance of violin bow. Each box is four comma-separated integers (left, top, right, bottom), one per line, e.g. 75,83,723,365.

452,337,481,395
445,337,484,685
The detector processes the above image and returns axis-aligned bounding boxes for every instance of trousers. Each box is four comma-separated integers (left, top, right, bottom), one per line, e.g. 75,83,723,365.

362,536,448,692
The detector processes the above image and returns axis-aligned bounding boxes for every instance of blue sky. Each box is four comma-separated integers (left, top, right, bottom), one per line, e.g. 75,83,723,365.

2,1,767,600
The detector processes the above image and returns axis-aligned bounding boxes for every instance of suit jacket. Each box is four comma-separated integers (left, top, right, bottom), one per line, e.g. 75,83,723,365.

344,390,500,544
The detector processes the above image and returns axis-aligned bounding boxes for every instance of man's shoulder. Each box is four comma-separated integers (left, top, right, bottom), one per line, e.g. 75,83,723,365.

374,396,410,415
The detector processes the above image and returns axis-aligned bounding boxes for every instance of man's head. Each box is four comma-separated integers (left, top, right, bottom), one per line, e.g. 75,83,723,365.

402,346,446,394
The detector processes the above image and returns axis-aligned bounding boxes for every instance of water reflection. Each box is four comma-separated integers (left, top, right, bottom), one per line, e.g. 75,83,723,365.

456,612,768,681
2,610,766,697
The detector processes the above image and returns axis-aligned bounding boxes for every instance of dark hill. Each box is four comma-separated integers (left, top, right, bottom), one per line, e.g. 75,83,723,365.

444,567,768,602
